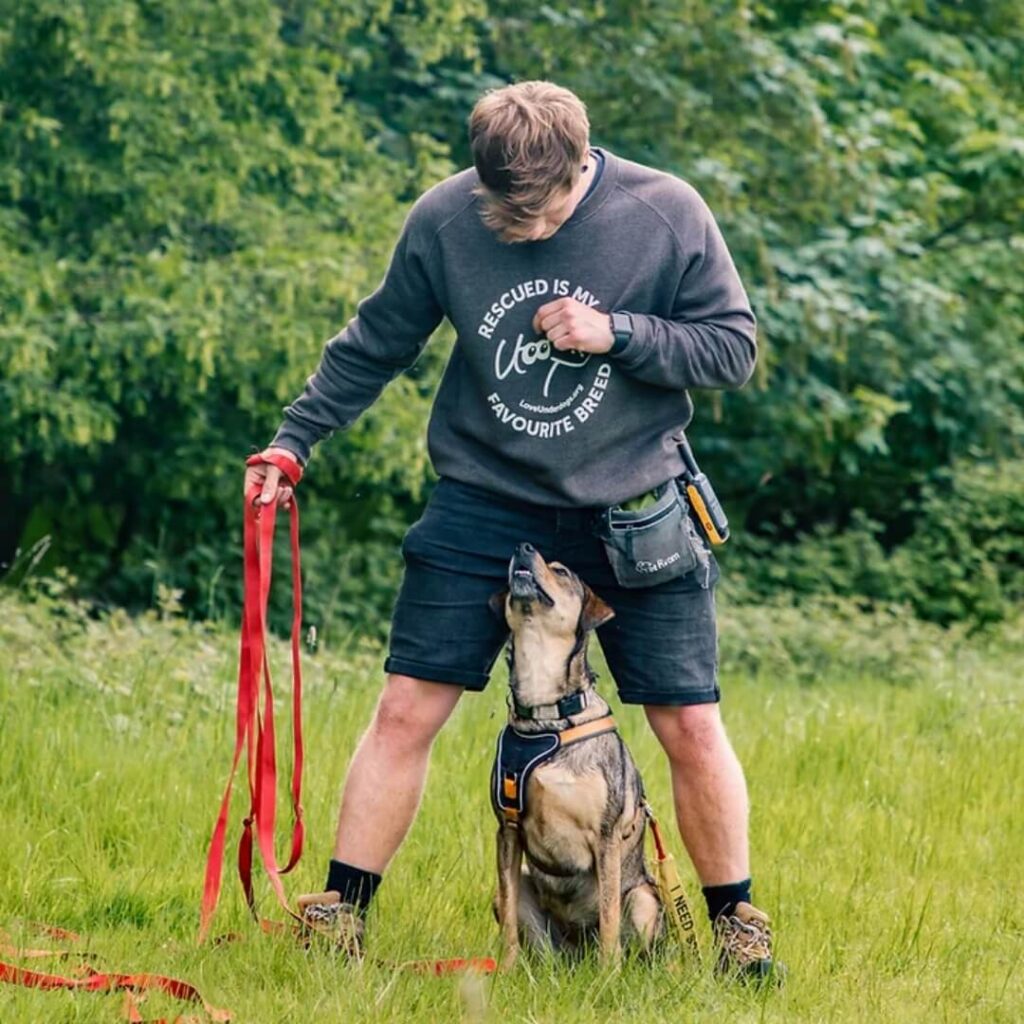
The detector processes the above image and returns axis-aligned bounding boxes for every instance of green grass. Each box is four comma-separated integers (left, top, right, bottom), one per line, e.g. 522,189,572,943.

0,588,1021,1022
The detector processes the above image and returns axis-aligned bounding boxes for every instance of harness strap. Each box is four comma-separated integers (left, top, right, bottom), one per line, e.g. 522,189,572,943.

493,715,617,824
560,714,617,746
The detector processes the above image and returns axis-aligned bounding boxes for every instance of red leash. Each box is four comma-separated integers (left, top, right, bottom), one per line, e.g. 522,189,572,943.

3,449,491,1024
0,925,230,1022
198,451,496,977
200,450,307,941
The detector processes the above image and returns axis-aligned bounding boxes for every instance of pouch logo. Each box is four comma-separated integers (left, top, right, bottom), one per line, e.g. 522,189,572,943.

476,277,613,440
635,552,681,574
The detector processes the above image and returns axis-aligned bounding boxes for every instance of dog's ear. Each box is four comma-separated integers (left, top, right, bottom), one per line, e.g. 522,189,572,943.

488,589,509,621
580,585,615,631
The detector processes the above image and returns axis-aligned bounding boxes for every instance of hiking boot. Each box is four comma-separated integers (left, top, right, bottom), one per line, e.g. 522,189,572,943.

713,901,785,985
296,890,364,958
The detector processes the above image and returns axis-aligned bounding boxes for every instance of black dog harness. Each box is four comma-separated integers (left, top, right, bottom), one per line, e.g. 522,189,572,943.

491,715,618,825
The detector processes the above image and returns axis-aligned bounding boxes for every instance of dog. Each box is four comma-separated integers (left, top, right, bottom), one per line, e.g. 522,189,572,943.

489,541,664,968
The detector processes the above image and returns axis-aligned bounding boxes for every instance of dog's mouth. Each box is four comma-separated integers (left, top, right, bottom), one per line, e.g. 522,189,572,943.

508,557,554,607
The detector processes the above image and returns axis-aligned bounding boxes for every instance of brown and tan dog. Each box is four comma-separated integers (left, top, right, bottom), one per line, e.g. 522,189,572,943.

489,542,664,968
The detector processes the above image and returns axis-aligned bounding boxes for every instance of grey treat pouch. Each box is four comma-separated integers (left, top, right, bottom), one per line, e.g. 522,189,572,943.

596,480,709,589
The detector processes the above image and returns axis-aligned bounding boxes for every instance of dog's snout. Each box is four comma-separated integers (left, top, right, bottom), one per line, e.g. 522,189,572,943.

510,543,545,595
512,542,543,572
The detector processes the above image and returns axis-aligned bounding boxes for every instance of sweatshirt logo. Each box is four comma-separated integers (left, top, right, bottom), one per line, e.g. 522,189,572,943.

476,277,613,440
494,334,589,397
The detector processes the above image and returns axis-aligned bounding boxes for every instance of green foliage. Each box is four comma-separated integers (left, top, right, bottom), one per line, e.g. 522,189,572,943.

893,458,1024,626
718,592,966,686
1,0,1022,630
720,509,900,606
721,458,1024,628
0,0,467,630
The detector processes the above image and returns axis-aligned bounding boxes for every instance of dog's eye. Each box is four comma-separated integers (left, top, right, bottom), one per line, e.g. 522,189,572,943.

551,565,569,577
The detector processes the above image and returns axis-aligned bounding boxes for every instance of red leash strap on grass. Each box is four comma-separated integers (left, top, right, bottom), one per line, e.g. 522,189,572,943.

400,956,498,976
200,451,306,942
0,927,231,1022
198,453,497,977
0,962,231,1022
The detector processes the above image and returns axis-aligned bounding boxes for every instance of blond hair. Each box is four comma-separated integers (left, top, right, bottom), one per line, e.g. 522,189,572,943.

468,80,590,243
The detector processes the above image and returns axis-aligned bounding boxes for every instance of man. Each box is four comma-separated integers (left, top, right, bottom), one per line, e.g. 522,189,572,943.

246,80,780,980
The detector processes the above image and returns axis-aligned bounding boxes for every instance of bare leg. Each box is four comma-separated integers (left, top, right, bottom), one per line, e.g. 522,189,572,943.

644,703,750,885
332,674,463,872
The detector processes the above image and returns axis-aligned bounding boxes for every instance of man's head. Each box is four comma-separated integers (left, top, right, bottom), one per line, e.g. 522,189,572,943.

468,80,591,244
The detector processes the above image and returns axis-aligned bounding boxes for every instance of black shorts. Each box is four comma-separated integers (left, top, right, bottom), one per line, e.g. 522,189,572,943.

384,477,721,706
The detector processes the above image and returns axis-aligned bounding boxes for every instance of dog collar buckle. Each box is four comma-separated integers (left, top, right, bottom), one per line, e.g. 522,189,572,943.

511,688,590,721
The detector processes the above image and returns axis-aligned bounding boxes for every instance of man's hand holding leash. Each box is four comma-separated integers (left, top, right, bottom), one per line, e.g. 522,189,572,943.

245,446,301,509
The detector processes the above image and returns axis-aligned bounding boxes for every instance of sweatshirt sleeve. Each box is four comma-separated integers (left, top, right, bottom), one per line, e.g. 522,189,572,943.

269,202,445,465
610,195,757,391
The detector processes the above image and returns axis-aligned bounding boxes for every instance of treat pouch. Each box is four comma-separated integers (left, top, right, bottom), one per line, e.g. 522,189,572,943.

595,480,708,589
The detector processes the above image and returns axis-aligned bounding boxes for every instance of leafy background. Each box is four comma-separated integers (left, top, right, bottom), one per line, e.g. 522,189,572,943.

2,0,1022,635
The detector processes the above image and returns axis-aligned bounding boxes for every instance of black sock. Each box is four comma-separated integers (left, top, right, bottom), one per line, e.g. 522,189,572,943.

325,859,382,916
702,877,752,921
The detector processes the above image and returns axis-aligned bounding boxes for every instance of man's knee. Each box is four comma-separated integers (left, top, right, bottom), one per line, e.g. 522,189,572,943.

645,701,727,767
370,673,463,750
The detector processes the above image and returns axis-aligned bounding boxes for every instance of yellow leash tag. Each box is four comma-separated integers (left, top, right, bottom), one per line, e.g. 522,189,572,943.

645,804,702,967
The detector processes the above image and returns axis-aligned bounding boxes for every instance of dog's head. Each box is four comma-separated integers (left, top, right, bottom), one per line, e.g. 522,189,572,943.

490,542,614,637
489,543,614,702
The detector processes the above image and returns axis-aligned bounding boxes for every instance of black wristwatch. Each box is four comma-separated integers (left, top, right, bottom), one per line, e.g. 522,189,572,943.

608,311,634,355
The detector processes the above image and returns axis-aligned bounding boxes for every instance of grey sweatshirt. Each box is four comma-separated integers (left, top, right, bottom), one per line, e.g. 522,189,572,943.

270,147,756,507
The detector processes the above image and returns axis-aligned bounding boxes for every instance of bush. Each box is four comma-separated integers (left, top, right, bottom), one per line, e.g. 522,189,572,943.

3,1,1024,633
0,1,458,630
722,459,1024,629
893,459,1024,627
716,594,962,687
720,510,897,606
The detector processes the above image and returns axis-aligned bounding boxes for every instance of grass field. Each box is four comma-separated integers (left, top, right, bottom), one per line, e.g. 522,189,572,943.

1,587,1021,1022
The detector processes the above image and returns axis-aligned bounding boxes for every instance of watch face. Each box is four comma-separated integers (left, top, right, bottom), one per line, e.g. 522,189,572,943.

612,312,632,337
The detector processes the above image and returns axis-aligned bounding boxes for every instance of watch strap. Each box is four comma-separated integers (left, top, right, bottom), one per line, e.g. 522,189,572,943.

609,311,633,355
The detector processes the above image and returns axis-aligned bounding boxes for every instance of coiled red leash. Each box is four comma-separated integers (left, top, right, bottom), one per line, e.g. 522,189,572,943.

200,450,307,941
2,449,489,1024
198,451,495,976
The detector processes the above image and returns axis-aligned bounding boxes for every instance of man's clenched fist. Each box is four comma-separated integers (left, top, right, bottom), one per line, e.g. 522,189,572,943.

532,298,614,355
